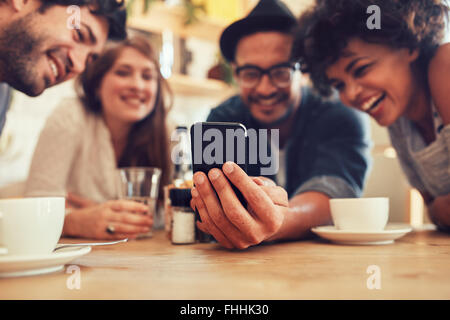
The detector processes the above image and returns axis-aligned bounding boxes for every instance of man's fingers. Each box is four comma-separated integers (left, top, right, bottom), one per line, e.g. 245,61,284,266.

196,221,210,235
207,169,278,246
221,162,278,224
258,185,289,207
192,175,245,248
251,177,276,187
191,186,234,249
195,171,257,243
207,169,260,235
250,177,288,206
192,168,284,249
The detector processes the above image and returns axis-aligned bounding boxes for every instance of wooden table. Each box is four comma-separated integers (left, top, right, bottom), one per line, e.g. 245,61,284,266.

1,226,449,300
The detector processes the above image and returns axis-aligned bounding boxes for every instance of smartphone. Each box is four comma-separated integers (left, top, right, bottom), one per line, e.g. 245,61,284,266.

190,122,248,207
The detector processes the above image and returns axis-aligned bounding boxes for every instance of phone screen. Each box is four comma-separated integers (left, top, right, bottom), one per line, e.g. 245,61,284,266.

190,122,248,206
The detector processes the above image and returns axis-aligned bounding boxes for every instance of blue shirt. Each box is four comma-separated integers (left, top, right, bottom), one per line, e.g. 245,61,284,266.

0,83,12,136
206,86,372,199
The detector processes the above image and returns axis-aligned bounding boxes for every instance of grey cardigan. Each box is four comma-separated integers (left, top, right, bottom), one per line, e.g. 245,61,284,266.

388,112,450,199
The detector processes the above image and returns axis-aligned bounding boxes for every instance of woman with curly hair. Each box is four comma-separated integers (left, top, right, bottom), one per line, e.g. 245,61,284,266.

294,0,450,230
25,35,173,239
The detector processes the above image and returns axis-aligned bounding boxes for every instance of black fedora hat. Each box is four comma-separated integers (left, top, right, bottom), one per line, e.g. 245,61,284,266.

220,0,298,62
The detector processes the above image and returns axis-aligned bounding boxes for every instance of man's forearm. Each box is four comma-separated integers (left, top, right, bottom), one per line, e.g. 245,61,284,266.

268,191,332,241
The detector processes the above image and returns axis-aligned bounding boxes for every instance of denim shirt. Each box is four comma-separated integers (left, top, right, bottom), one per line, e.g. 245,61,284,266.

206,86,372,199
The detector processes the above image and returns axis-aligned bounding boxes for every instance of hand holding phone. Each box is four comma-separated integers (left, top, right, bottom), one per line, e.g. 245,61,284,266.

191,161,288,249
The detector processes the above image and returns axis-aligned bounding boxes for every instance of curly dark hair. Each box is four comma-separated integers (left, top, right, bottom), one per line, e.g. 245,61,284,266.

293,0,449,96
38,0,127,41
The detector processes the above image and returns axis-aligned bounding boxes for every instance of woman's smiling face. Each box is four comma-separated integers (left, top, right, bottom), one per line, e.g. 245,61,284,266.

326,38,419,126
98,47,159,125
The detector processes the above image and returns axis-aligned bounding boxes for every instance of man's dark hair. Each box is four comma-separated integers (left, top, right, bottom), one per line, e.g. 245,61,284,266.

293,0,449,96
39,0,127,40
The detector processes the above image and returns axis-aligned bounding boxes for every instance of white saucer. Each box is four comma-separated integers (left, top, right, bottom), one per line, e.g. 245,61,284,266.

0,246,91,278
311,224,413,245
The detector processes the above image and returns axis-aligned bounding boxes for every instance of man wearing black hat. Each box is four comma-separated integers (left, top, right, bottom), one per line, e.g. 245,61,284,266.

190,0,372,249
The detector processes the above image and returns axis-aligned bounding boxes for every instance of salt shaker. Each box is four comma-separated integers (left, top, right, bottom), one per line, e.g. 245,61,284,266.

169,188,196,244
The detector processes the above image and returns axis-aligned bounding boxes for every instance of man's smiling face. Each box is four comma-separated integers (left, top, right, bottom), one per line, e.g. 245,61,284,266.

234,31,301,125
0,3,109,96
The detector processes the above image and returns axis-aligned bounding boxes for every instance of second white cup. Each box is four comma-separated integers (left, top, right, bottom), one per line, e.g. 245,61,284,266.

329,197,389,232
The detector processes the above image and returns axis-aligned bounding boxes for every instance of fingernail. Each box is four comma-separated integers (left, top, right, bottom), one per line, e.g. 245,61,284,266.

194,173,205,185
191,187,199,197
223,162,234,174
208,169,220,181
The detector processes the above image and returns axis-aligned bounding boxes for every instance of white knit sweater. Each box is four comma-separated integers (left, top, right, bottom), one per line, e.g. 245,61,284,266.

25,99,120,203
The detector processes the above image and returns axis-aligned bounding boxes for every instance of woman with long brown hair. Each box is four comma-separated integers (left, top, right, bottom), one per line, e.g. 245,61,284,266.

25,35,173,239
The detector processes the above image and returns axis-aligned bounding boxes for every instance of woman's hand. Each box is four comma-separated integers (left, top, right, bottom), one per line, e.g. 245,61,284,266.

63,200,153,240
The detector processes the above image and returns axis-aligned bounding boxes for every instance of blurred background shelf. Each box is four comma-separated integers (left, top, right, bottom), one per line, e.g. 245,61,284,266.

127,2,227,42
167,74,236,99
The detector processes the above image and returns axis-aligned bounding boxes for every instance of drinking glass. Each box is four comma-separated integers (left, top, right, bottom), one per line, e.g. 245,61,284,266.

117,167,162,238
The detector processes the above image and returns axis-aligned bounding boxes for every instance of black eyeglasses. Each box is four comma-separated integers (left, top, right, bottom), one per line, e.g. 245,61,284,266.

235,62,300,89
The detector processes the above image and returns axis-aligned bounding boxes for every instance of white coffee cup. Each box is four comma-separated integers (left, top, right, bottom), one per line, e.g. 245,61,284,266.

0,197,65,255
329,197,389,231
